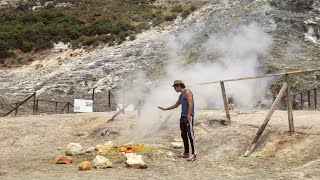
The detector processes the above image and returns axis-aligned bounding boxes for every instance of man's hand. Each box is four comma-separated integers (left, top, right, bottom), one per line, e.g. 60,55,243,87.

187,115,191,122
158,107,166,111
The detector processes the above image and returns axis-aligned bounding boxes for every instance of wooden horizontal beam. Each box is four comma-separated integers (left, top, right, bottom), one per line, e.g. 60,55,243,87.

36,99,68,103
199,69,320,85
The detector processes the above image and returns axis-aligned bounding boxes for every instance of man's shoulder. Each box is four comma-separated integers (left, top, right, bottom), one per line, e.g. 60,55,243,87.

185,89,193,94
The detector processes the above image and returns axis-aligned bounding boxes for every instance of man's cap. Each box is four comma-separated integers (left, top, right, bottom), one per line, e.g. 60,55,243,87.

172,80,184,87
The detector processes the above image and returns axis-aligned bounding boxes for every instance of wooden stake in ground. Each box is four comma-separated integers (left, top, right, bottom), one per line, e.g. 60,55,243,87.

284,74,294,132
220,81,231,123
158,113,174,130
314,88,317,109
108,104,130,122
300,93,303,109
244,82,288,157
308,91,311,108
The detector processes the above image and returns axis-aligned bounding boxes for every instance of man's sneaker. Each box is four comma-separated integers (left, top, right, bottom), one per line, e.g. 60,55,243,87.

177,152,189,158
186,154,196,161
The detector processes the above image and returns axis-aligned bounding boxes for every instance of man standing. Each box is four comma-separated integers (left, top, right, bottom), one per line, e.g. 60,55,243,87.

158,80,196,161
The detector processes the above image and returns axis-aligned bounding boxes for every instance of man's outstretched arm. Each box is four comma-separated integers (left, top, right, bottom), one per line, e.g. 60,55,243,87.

158,99,180,111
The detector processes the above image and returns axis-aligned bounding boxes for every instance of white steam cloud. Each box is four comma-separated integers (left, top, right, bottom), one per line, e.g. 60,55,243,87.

122,23,274,139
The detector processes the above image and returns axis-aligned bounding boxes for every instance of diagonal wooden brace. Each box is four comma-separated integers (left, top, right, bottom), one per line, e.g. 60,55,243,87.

244,82,288,157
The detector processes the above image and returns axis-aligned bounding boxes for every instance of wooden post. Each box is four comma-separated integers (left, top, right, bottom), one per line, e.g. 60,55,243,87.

108,90,111,111
33,93,36,115
108,104,130,122
92,88,95,101
220,81,231,122
35,100,39,115
314,88,317,109
284,74,294,132
92,87,96,112
59,103,68,114
67,102,70,113
15,103,18,116
55,102,58,114
244,82,288,157
300,93,303,109
308,91,311,108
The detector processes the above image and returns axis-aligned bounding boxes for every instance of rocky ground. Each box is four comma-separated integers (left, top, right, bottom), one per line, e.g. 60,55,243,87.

0,110,319,179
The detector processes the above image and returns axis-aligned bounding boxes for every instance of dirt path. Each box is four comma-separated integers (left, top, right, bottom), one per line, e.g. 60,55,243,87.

0,110,319,179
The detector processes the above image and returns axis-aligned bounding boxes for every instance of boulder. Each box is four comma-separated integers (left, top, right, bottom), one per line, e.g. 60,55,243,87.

54,156,73,164
78,161,92,171
104,140,114,147
65,143,83,156
95,145,113,152
93,155,113,169
167,151,174,158
85,147,96,153
171,142,183,149
125,153,148,169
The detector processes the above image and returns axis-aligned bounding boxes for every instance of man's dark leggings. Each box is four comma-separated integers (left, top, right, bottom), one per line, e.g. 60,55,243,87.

180,116,196,155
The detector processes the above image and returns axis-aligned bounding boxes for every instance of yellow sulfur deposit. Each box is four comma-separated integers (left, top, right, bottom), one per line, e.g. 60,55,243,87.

118,144,149,153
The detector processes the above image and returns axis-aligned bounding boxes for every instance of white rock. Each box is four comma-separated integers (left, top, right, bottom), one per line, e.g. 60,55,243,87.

65,143,83,156
104,140,114,147
85,147,96,153
171,142,183,149
167,151,174,158
125,153,148,169
93,155,113,169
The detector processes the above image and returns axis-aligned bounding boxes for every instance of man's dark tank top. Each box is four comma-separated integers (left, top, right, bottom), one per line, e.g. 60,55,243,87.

179,89,195,117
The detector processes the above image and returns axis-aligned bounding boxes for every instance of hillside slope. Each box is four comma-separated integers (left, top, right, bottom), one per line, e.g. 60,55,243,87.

0,0,319,102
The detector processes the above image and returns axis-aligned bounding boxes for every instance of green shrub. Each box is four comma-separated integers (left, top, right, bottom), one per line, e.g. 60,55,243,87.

0,40,8,52
164,14,176,21
0,0,181,62
92,19,112,35
137,21,150,30
21,41,35,53
181,10,190,19
108,41,115,46
70,39,81,49
171,5,183,13
98,34,112,43
111,26,122,35
129,34,136,41
190,5,197,12
152,17,164,26
116,20,134,31
79,35,96,46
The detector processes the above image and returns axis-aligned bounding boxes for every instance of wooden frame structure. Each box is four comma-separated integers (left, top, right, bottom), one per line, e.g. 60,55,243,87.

2,88,115,117
3,92,37,117
200,68,320,156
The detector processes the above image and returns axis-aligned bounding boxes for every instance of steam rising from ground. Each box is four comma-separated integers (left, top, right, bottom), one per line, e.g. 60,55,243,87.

123,23,274,139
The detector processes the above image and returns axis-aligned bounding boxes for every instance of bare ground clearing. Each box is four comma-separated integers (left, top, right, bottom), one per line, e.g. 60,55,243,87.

0,110,319,179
